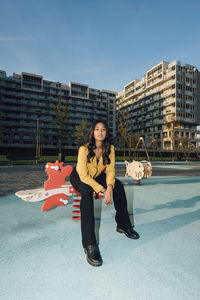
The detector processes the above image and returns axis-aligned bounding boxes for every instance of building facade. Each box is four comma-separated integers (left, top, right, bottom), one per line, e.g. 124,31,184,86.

0,70,116,155
117,60,200,150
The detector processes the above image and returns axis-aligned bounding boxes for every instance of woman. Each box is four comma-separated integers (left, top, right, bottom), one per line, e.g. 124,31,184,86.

70,120,140,267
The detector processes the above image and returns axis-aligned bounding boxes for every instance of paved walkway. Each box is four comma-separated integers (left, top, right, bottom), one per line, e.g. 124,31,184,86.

0,162,200,197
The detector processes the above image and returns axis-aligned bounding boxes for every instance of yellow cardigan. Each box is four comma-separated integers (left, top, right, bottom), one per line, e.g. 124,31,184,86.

76,144,115,193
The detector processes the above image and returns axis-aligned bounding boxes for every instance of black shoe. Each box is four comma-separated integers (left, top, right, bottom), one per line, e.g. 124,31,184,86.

84,245,103,267
117,226,140,239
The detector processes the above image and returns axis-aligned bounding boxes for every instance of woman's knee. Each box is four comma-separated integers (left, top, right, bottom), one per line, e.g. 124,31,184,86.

113,179,125,195
80,185,94,197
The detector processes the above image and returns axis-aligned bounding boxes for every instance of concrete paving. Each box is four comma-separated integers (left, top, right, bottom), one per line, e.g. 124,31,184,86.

0,171,200,300
0,162,200,197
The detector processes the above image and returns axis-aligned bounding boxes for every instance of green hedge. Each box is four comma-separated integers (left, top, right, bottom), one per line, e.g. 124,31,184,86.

38,156,59,163
0,155,10,165
0,154,199,166
39,156,78,163
64,156,78,162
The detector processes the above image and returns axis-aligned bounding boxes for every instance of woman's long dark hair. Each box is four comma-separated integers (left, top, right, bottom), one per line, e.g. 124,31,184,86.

83,119,112,165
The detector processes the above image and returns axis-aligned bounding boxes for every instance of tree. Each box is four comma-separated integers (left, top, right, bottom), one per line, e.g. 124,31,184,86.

118,111,129,159
51,98,69,161
127,131,140,160
73,119,90,146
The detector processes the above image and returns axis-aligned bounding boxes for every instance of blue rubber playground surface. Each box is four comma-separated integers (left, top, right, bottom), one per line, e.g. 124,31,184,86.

1,175,200,300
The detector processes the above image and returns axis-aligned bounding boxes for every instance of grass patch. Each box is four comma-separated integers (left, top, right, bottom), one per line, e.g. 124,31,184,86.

38,156,59,163
39,156,77,163
0,154,199,166
64,156,77,162
0,155,10,165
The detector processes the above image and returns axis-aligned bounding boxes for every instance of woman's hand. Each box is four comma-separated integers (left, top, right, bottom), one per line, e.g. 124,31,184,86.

104,185,113,205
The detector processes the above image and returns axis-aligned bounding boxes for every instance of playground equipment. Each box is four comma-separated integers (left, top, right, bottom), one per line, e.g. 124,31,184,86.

172,141,190,163
172,141,200,163
15,161,73,211
125,160,144,184
126,137,152,184
15,160,104,220
187,143,200,161
151,138,165,162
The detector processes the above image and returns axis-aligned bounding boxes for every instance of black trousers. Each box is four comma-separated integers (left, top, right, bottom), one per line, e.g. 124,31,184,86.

70,167,132,248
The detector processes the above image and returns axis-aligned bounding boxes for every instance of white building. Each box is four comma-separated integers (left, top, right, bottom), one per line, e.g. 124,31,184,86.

117,60,200,150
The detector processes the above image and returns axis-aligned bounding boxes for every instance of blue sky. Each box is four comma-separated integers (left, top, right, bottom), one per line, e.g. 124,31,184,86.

0,0,200,91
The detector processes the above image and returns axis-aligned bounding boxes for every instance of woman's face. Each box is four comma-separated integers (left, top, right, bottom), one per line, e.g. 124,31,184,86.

93,122,107,142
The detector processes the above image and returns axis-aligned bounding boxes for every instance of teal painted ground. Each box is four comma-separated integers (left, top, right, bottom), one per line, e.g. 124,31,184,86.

0,176,200,300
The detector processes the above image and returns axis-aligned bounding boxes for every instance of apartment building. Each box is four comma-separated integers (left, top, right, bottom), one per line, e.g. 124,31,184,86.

117,60,200,150
0,70,116,155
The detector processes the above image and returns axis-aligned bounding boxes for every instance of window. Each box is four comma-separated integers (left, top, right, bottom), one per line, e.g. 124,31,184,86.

163,132,168,138
164,141,171,147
